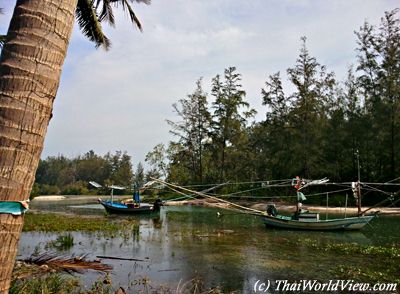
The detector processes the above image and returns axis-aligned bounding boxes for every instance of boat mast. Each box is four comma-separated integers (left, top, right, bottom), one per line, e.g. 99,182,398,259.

356,150,362,216
294,176,301,214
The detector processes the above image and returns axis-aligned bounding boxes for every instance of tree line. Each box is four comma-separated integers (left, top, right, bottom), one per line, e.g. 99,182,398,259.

145,9,400,199
33,150,146,196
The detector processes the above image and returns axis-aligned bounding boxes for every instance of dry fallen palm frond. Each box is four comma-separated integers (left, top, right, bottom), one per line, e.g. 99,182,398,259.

22,252,112,274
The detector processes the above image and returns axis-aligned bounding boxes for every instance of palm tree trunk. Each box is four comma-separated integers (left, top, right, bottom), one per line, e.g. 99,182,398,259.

0,1,78,292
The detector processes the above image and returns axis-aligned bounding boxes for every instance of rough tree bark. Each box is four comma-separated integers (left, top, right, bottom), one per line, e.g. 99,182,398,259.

0,1,78,292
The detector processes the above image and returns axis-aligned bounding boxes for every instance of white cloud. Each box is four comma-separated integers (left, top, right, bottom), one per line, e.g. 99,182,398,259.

17,0,395,166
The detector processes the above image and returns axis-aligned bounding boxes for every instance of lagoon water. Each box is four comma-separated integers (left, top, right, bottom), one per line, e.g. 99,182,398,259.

18,198,400,292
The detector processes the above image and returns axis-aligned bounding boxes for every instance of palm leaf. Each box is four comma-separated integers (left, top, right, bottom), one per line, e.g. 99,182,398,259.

121,0,143,31
96,0,115,26
75,0,150,49
0,7,4,49
23,253,112,274
0,35,6,49
76,0,111,50
132,0,151,4
110,0,151,31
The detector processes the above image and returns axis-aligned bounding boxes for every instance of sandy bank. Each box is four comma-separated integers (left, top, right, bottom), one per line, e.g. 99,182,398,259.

32,195,66,201
31,195,130,202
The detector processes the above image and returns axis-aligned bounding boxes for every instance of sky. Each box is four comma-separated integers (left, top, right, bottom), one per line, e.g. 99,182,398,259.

0,0,399,168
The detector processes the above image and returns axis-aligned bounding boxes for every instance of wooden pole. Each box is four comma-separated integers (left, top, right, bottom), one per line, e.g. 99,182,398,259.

357,181,362,216
356,150,362,216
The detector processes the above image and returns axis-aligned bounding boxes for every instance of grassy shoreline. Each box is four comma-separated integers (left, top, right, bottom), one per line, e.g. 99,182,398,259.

23,212,139,232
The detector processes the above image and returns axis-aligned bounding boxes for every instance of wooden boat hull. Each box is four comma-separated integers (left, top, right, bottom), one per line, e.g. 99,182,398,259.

263,214,376,231
98,199,159,214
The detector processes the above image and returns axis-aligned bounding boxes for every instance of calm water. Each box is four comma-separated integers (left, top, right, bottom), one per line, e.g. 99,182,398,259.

19,198,400,292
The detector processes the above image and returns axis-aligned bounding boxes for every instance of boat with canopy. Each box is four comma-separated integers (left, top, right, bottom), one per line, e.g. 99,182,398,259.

90,181,163,214
150,174,395,231
262,176,377,230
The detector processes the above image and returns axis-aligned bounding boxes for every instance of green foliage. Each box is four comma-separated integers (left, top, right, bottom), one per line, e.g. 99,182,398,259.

299,238,400,283
85,274,113,294
45,234,74,251
75,0,151,50
355,8,400,180
10,273,79,294
134,162,145,187
35,184,61,196
286,37,336,178
105,151,134,186
33,150,134,196
23,213,138,233
61,181,90,195
167,78,212,184
145,143,167,179
210,67,257,182
30,183,41,199
76,150,112,183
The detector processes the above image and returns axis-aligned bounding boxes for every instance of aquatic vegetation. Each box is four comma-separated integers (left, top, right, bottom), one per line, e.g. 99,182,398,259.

85,273,113,294
298,238,400,283
23,213,139,234
11,256,113,294
10,272,115,294
299,238,400,259
181,276,224,294
10,273,79,294
334,265,400,284
45,234,74,251
32,244,41,256
11,271,223,294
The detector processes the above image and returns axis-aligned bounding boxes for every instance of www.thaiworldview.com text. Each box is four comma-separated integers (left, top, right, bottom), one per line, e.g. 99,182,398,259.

253,279,397,292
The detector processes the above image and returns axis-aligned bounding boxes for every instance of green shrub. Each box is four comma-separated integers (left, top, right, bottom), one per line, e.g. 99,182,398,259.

61,181,89,195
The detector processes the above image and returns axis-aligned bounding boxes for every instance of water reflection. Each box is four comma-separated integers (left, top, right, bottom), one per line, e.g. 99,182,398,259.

19,201,400,292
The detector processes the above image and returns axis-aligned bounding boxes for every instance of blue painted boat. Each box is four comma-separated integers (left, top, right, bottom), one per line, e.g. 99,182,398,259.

98,198,162,214
90,181,163,214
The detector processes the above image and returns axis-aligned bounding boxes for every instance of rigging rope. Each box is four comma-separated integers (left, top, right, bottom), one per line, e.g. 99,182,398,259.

361,184,394,196
152,178,266,216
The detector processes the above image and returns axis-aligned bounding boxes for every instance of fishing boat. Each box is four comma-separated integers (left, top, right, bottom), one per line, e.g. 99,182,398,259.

261,175,378,231
90,181,163,215
98,198,162,214
263,204,377,231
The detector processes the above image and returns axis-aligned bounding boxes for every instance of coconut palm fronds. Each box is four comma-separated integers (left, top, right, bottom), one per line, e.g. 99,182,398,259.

0,6,5,49
22,253,112,274
0,35,6,49
76,0,111,50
